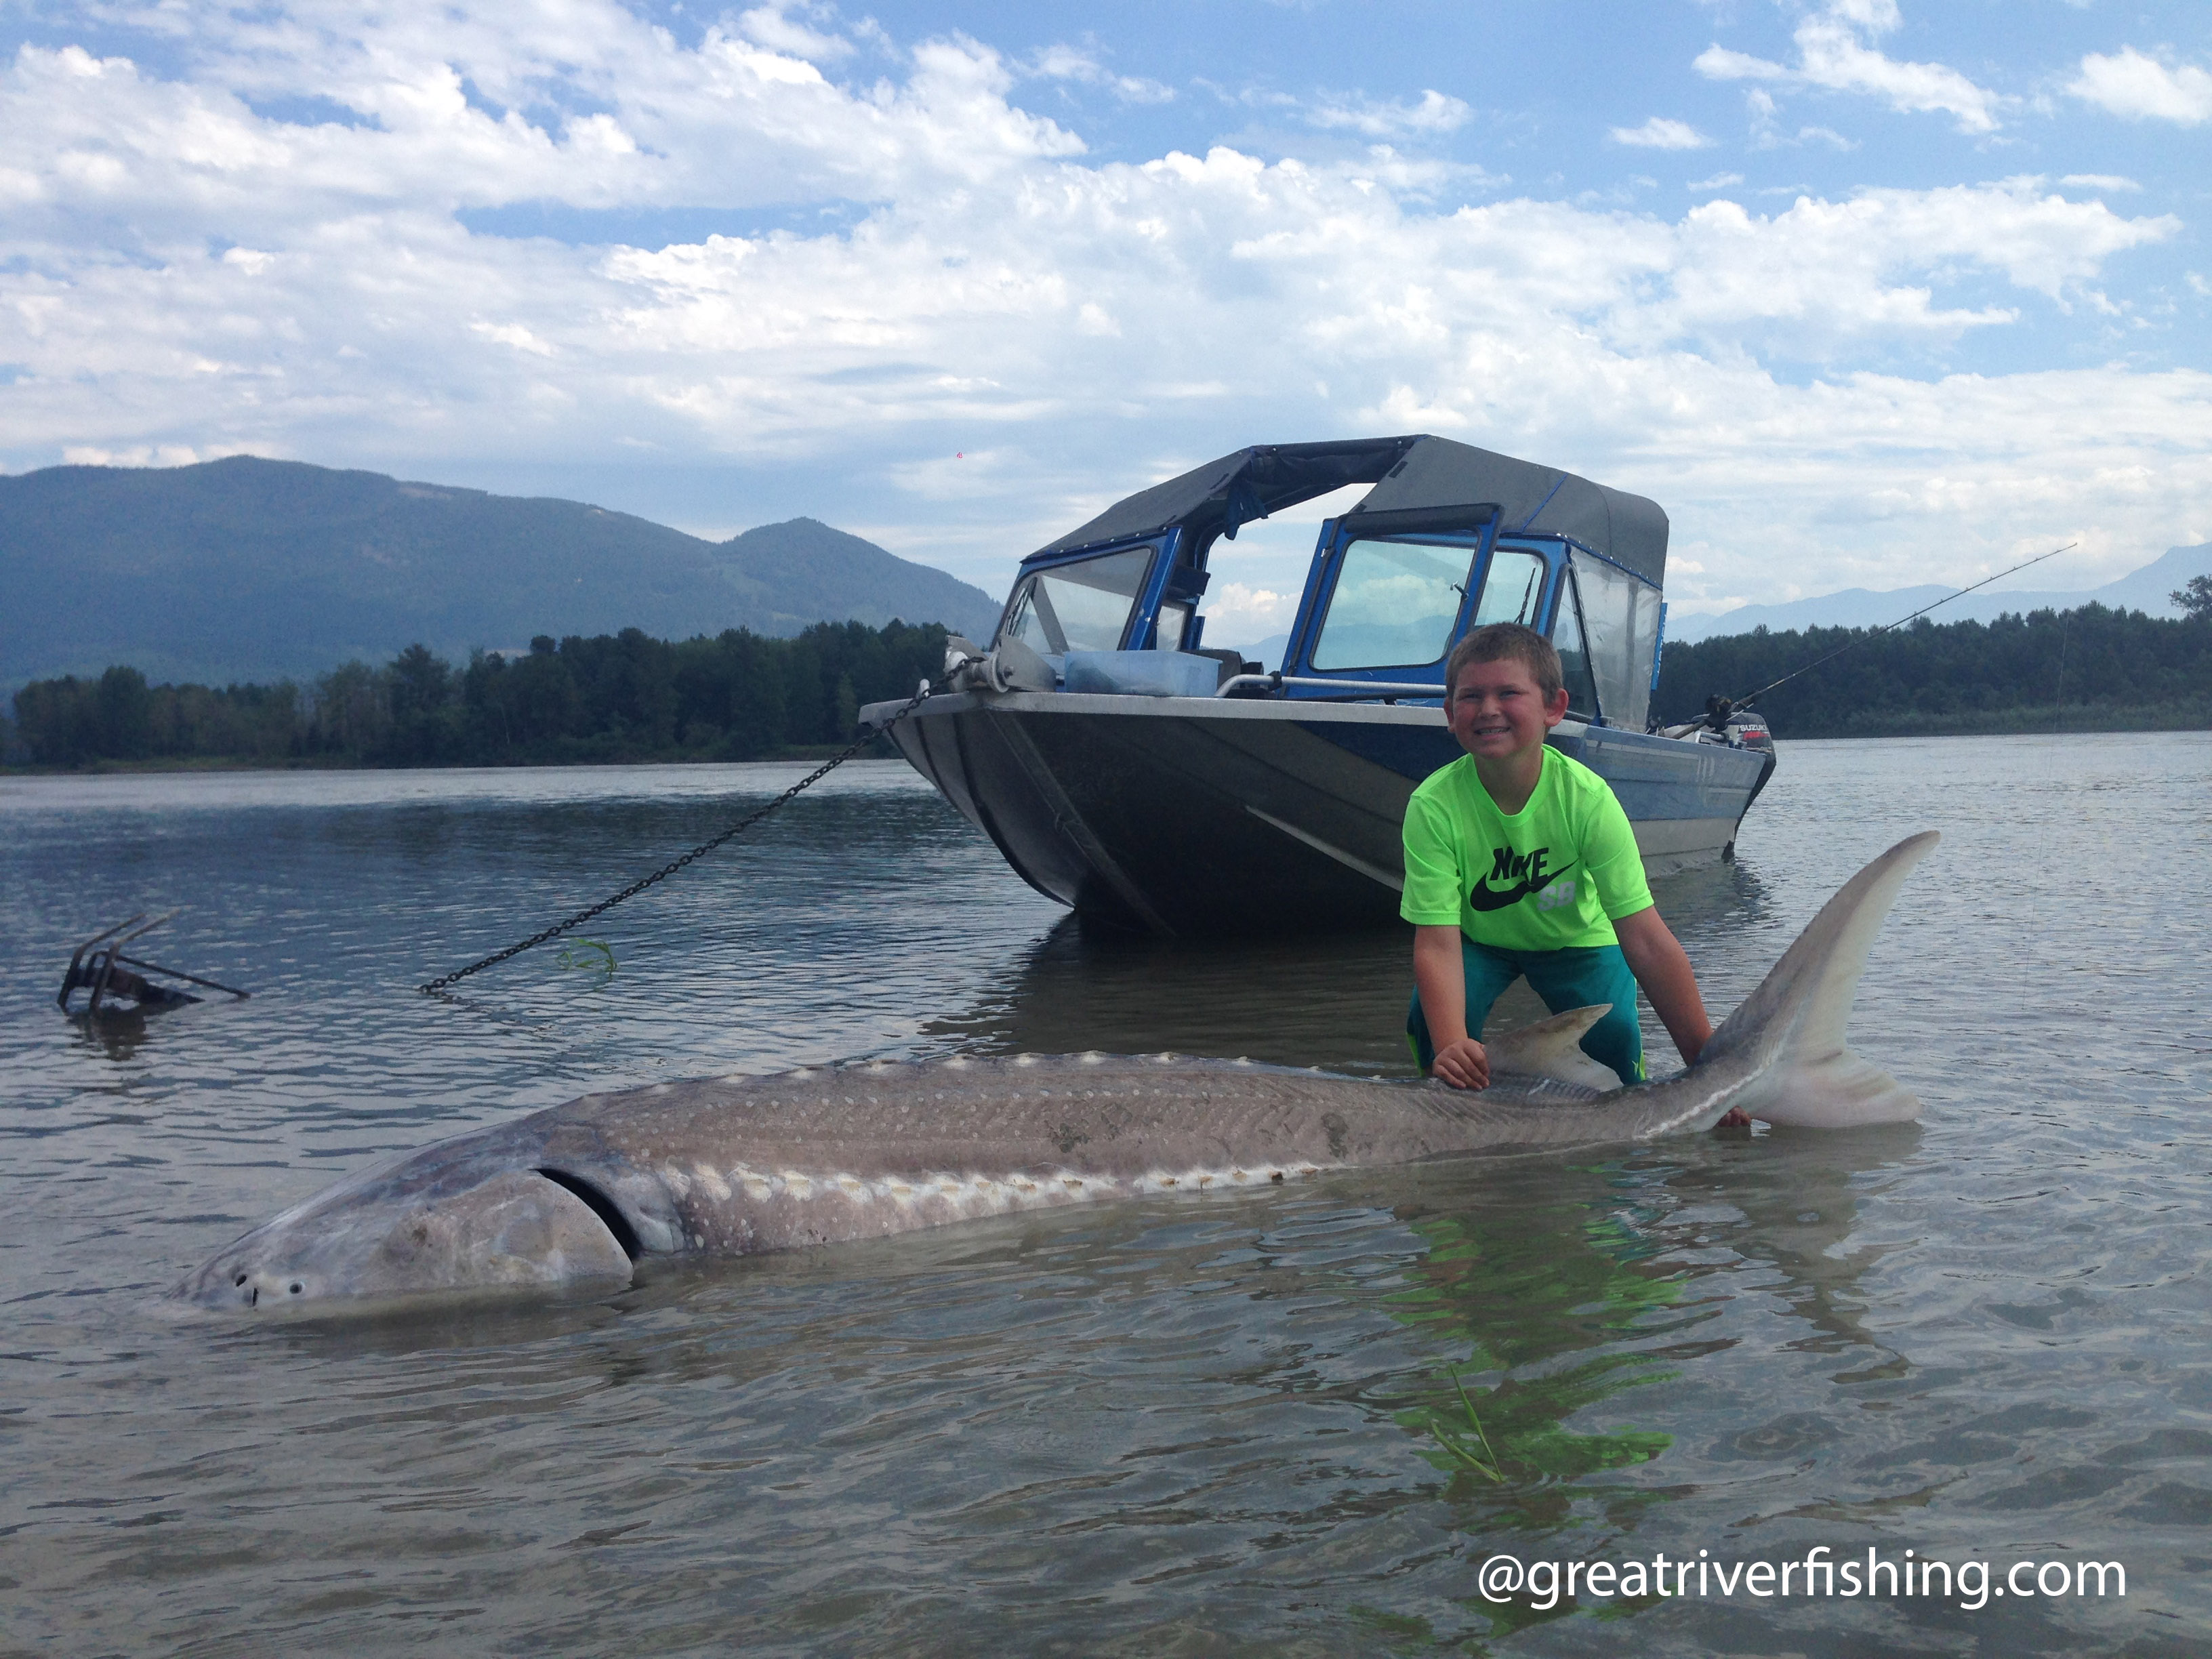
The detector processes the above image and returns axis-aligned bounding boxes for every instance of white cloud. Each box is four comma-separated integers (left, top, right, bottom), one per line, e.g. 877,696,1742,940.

2069,48,2212,127
1308,89,1472,138
1742,87,1859,152
1610,117,1712,150
472,321,556,356
2058,173,2141,192
1030,45,1175,105
1200,581,1296,639
62,443,228,466
1793,125,1857,151
1696,1,2003,134
0,24,1088,237
737,4,856,64
1689,172,1744,190
0,2,2203,611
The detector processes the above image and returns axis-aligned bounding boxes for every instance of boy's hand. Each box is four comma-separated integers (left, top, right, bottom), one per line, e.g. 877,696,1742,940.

1431,1036,1491,1091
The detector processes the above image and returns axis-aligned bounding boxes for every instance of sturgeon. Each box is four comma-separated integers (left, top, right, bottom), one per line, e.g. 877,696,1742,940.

173,833,1938,1315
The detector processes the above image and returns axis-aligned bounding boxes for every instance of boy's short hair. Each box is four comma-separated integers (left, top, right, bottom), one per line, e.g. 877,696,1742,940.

1445,622,1563,703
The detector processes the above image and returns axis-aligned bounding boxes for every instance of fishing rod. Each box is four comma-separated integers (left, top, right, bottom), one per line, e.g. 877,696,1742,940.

1696,540,2078,725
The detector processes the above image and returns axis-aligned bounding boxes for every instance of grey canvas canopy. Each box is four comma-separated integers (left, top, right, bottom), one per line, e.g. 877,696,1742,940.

1034,434,1668,588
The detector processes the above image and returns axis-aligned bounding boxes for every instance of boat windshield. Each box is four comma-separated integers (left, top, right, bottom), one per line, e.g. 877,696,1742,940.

1551,567,1602,719
1471,548,1547,628
1311,539,1475,670
1000,547,1156,655
1569,551,1664,731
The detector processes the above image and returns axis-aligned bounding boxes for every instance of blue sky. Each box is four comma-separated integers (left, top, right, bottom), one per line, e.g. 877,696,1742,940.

2,0,2207,642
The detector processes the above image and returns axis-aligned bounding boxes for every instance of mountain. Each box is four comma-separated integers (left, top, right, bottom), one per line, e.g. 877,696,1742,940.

0,456,1002,689
1668,543,2212,644
712,516,1001,640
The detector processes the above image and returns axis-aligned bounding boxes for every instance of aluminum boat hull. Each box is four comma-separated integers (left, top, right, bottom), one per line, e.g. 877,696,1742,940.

866,691,1772,935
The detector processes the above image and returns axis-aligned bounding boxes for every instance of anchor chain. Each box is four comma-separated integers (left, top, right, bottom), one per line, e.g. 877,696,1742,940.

419,682,935,997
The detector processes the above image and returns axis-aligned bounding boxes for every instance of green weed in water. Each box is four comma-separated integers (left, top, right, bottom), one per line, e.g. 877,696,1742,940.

1431,1368,1505,1482
1388,1208,1681,1528
556,938,616,975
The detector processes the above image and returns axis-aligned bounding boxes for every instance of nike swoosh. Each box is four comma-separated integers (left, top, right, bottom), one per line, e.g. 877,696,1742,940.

1467,863,1576,913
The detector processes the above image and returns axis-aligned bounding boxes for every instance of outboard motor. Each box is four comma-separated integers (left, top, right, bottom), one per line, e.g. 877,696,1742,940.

1725,707,1772,751
1658,695,1771,748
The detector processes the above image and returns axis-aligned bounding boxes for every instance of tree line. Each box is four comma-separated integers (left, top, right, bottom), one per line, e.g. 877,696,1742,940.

9,620,947,769
11,598,2208,768
1652,601,2211,737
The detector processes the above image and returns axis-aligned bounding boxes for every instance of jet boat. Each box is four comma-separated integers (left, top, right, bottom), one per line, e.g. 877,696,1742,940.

862,435,1771,934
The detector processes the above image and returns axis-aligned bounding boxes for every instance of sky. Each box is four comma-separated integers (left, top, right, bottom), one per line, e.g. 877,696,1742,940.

3,0,2209,644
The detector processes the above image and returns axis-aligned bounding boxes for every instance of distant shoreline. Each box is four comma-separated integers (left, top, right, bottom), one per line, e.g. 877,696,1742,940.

7,716,2205,779
0,741,882,778
1759,702,2211,740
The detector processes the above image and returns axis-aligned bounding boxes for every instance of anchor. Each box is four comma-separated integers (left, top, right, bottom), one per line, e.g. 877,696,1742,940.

56,913,251,1015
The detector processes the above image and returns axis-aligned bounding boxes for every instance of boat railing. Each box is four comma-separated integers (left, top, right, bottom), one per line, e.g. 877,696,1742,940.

1214,672,1445,702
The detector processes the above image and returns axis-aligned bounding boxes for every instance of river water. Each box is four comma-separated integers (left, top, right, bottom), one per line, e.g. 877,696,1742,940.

2,734,2208,1656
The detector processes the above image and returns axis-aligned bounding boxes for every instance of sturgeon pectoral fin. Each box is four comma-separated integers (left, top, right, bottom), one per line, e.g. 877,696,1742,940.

1483,1005,1622,1094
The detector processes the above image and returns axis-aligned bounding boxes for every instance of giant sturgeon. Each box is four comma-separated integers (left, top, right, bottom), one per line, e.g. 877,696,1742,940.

174,833,1938,1315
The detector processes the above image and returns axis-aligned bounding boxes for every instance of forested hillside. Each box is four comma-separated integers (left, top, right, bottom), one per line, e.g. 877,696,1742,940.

1653,603,2211,737
9,621,946,769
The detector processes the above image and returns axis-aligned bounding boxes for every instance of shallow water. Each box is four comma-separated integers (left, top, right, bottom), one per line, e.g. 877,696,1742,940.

2,736,2208,1655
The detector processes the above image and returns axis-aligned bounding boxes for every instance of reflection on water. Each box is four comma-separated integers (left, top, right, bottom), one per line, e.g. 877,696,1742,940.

924,914,1420,1069
924,854,1783,1073
1691,1124,1923,1370
3,737,2210,1653
64,1005,161,1060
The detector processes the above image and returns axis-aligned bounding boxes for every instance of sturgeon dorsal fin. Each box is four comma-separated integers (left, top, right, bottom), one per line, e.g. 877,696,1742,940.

1483,1006,1623,1093
1702,830,1940,1128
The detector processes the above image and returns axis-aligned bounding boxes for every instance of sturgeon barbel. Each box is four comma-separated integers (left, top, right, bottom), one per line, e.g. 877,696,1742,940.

175,833,1939,1315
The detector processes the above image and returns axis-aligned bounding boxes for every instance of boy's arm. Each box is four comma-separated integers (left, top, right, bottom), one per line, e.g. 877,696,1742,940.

1612,905,1713,1067
1413,924,1490,1090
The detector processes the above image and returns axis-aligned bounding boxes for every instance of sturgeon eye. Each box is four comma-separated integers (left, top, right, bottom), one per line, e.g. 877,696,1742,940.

289,1282,303,1295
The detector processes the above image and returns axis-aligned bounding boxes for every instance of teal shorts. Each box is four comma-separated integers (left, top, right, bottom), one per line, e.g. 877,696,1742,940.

1407,938,1645,1087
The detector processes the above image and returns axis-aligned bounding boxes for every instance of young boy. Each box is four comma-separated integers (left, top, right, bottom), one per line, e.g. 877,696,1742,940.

1403,622,1713,1092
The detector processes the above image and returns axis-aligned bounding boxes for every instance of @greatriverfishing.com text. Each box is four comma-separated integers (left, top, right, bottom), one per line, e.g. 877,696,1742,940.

1475,1547,2125,1612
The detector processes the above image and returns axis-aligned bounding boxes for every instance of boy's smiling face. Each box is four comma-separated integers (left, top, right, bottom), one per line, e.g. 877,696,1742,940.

1446,655,1572,764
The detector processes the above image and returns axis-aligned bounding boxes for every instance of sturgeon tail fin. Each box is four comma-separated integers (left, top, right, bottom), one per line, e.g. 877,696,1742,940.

1700,832,1940,1128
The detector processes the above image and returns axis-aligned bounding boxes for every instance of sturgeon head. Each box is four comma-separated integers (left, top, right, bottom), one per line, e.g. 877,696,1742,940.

171,1120,649,1313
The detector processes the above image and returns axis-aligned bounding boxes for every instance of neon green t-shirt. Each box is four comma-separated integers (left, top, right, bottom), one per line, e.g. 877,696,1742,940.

1399,747,1654,949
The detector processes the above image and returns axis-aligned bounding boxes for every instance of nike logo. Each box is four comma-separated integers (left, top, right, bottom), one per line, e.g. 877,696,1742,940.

1468,847,1574,912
